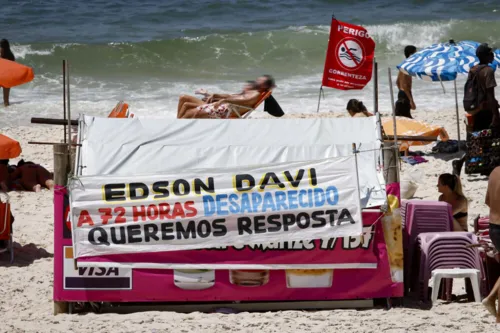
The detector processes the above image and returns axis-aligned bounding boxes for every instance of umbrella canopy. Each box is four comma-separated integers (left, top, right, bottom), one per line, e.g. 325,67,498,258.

397,40,500,81
0,134,22,159
0,58,34,88
382,117,449,151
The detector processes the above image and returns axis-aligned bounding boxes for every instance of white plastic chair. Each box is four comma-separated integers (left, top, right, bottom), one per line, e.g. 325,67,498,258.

431,268,481,303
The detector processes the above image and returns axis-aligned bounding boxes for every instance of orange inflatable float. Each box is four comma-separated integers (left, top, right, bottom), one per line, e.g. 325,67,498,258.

0,58,34,88
0,134,22,159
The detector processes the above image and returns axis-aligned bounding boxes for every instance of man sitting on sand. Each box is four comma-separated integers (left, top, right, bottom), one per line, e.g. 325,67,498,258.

396,45,417,118
178,75,275,119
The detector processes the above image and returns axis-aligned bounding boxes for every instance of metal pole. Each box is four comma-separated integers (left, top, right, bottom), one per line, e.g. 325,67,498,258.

454,79,462,149
388,68,398,142
373,59,378,115
63,60,67,144
352,143,364,233
66,61,72,169
387,67,400,183
316,86,322,113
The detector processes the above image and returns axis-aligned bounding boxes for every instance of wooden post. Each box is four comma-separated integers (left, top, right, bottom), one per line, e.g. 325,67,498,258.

383,141,399,184
53,143,69,186
54,301,68,315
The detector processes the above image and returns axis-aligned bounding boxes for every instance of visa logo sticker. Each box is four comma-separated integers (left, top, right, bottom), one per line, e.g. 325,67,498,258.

63,246,132,290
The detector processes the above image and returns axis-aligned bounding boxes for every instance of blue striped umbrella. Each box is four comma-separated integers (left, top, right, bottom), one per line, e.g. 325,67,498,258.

397,40,500,82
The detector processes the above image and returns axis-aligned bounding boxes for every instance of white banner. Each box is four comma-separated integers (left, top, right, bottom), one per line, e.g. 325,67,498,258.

70,157,362,258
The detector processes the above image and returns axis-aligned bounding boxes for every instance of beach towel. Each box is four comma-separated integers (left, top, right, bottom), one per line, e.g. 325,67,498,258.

401,156,428,165
382,117,449,151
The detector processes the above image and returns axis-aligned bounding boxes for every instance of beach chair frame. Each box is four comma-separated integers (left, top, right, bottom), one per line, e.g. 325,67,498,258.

0,191,13,263
223,90,273,119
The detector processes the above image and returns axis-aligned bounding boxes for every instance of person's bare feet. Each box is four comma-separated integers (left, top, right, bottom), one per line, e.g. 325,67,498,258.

45,180,54,190
33,184,42,193
482,297,497,317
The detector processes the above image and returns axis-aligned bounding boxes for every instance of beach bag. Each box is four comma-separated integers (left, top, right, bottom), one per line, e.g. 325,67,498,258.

463,65,487,112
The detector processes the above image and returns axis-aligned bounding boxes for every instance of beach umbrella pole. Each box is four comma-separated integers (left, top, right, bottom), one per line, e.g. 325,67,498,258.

453,79,462,149
388,68,397,141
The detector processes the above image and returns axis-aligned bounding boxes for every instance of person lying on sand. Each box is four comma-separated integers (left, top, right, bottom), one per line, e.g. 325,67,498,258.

9,160,54,192
346,99,373,118
177,80,257,117
178,75,275,119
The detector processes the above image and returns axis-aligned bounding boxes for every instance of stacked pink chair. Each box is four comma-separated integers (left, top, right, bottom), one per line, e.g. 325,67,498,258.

417,232,484,302
403,200,453,294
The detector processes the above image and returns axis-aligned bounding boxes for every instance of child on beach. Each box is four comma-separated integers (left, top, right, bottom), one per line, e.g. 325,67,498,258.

0,39,16,107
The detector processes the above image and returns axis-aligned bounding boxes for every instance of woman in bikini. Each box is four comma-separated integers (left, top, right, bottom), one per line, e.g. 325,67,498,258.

177,81,256,117
179,75,274,119
437,173,468,231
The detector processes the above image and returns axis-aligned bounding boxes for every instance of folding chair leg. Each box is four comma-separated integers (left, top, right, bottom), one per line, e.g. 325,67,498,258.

431,273,443,303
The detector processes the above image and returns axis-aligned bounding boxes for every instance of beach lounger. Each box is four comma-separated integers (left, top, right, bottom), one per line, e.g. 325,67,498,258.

224,90,273,119
0,192,13,263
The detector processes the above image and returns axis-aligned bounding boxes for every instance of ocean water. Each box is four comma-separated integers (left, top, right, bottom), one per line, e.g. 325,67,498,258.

1,0,500,127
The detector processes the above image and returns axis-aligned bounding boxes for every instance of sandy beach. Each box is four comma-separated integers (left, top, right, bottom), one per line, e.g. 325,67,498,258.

0,106,498,333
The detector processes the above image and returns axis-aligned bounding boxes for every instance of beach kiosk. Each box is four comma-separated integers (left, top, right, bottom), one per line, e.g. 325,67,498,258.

53,116,403,313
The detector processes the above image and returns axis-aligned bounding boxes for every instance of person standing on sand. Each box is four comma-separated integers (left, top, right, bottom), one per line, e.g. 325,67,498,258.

482,166,500,323
395,45,417,118
0,39,15,107
453,43,500,175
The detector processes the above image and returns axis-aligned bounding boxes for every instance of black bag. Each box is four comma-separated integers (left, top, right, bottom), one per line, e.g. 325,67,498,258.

463,65,487,112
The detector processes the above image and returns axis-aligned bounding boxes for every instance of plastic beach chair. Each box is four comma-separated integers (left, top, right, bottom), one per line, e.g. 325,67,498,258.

430,268,481,303
0,192,13,263
417,232,483,302
403,201,453,294
224,90,273,119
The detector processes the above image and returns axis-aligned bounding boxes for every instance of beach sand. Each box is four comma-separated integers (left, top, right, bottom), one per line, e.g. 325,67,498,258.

0,108,499,332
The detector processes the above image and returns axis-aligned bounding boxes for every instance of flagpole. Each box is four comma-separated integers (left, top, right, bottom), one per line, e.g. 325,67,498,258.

316,86,323,113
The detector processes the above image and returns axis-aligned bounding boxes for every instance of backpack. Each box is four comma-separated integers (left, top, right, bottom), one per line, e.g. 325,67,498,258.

463,65,487,112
